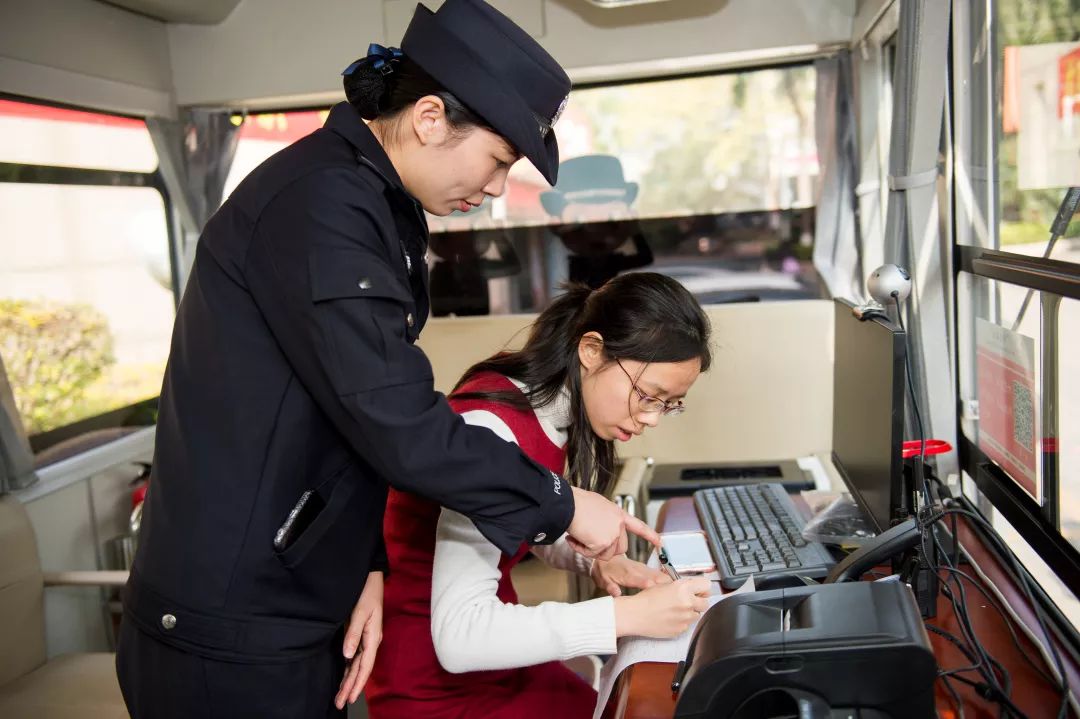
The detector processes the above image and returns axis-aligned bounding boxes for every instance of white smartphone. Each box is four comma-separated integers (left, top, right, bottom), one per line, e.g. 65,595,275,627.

660,531,715,574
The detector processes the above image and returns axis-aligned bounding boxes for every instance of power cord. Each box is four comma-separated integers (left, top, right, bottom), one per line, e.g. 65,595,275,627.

877,282,1068,717
892,294,932,510
922,504,1073,719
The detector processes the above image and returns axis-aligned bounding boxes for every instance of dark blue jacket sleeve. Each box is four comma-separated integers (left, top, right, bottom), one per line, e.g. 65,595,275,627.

243,168,573,554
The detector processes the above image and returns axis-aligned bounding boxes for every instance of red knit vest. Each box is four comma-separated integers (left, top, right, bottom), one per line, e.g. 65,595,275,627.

366,372,569,717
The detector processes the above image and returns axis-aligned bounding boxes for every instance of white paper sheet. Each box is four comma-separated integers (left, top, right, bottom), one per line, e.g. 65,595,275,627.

591,568,756,719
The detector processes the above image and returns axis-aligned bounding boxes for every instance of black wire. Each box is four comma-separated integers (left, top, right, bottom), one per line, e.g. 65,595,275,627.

893,294,932,509
921,509,1019,716
923,527,991,682
927,622,983,675
936,507,1072,719
886,296,1067,717
940,552,1013,697
893,293,996,713
940,673,967,719
925,476,1057,686
939,562,1059,686
946,674,1029,718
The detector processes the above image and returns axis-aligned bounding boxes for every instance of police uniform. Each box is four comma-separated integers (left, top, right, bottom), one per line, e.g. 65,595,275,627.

116,1,573,716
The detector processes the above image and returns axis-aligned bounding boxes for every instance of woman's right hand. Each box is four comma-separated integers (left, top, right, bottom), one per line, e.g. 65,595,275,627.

613,576,712,639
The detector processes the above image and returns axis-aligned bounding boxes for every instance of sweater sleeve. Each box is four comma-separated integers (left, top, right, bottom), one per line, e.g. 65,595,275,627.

431,508,616,673
530,535,594,576
429,409,616,673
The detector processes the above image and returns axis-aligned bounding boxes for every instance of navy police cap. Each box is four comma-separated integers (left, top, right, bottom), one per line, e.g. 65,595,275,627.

401,0,571,185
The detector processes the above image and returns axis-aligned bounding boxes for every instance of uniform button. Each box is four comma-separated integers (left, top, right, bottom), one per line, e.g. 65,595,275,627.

406,312,415,327
357,278,372,289
533,532,547,542
161,613,177,630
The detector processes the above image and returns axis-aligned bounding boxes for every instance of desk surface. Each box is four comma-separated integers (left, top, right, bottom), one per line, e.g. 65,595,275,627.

601,497,1078,719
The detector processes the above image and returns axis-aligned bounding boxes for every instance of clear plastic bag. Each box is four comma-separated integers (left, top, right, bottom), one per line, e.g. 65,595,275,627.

800,493,878,547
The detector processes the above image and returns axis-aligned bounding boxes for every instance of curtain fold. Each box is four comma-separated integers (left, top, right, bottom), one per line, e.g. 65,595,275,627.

0,354,38,492
853,38,886,281
882,0,957,478
812,51,863,301
148,110,242,291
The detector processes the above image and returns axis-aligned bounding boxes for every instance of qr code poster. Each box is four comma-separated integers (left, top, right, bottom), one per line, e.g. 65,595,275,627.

975,318,1039,499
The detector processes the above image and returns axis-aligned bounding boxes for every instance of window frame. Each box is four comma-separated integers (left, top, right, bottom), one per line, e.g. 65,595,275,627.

948,2,1080,604
955,246,1080,593
0,93,178,460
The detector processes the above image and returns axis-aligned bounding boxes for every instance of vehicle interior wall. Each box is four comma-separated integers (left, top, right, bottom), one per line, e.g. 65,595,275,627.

419,299,835,465
19,458,151,656
0,0,174,118
164,0,855,108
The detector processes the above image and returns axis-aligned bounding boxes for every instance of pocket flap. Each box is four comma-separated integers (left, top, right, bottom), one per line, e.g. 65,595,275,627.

309,248,411,304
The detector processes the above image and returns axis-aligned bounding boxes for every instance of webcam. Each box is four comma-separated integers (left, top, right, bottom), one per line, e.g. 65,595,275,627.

853,264,911,320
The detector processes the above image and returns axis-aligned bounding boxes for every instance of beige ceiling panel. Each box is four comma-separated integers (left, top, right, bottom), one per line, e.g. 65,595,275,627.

382,0,545,42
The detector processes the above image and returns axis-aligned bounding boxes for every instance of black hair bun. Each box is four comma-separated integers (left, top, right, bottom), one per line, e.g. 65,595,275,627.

343,57,395,121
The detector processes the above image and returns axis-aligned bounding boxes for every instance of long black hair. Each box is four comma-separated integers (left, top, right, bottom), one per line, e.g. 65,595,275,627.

452,272,711,498
343,53,495,142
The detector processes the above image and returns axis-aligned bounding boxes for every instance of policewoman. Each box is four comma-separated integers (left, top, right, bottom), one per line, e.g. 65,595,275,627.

115,1,659,717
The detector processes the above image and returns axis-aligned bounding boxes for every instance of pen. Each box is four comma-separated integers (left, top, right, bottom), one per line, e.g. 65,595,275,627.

658,548,681,581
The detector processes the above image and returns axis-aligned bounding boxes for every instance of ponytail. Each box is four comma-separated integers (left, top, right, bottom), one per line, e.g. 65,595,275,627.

342,47,493,135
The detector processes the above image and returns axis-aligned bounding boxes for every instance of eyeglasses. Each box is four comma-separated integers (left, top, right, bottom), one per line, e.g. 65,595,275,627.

615,359,685,416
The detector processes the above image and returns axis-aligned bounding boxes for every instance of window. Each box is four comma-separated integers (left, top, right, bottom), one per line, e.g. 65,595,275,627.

223,109,330,199
425,65,824,315
0,98,158,172
953,0,1080,615
219,69,824,317
0,98,172,460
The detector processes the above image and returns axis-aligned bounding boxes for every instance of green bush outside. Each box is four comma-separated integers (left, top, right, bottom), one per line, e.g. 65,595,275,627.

1001,220,1080,247
0,299,116,434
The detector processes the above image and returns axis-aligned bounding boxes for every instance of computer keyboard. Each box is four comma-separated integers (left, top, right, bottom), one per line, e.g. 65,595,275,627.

694,483,835,588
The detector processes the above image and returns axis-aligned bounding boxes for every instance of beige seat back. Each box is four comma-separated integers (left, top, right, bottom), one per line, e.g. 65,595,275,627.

418,314,536,393
420,300,834,466
0,493,46,686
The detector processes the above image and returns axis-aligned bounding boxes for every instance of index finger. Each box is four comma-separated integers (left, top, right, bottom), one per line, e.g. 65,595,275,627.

623,512,662,549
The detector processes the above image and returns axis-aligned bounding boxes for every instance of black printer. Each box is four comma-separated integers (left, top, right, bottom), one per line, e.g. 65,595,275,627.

673,579,936,719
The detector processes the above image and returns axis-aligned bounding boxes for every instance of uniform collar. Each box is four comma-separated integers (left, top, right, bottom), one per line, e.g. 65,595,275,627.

324,102,407,194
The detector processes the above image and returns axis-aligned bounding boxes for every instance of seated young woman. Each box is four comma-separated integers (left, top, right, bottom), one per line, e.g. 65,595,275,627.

365,272,714,718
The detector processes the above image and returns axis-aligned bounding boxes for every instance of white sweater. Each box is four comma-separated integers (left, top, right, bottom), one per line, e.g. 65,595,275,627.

429,384,618,674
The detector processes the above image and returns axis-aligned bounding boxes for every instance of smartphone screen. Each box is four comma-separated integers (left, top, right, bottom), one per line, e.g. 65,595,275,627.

661,531,715,573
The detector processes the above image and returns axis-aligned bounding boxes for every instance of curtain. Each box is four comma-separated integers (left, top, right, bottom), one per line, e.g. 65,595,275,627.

881,0,957,477
147,110,242,292
0,354,37,492
813,51,863,301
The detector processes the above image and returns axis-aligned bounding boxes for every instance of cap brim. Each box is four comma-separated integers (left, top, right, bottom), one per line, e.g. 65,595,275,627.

403,6,560,185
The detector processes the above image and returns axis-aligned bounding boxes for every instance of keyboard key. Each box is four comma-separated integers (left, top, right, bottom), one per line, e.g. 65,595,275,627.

693,483,837,588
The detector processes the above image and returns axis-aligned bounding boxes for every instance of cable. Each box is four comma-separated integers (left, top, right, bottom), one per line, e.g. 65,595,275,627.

893,295,932,509
940,673,967,719
877,286,1070,717
941,507,1069,719
937,545,1013,695
936,506,1073,719
890,310,1026,715
962,526,1080,718
938,561,1058,686
918,507,1023,716
891,298,1013,712
945,674,1028,718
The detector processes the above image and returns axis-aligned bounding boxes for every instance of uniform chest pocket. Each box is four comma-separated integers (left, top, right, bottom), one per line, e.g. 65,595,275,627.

310,248,414,307
309,249,420,393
